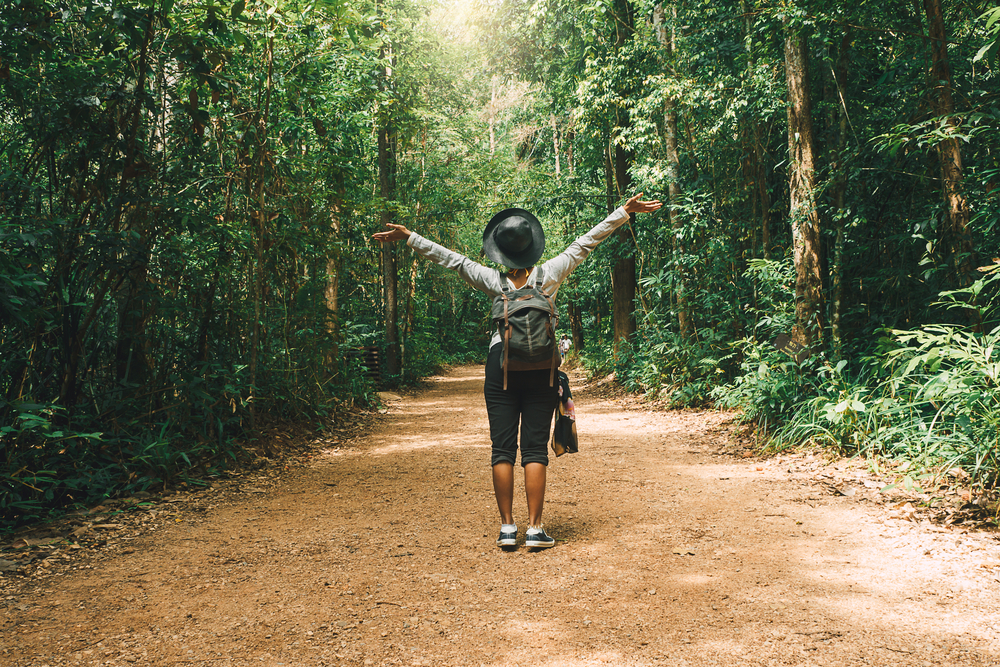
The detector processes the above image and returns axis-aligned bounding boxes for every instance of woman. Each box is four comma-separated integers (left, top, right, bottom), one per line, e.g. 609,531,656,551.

373,193,662,549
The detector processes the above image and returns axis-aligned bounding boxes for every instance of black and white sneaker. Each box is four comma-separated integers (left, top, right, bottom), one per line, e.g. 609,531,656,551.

525,526,555,549
496,527,517,547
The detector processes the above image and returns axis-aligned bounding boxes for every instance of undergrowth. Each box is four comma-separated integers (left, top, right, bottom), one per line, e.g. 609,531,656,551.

728,265,1000,492
0,357,377,531
587,255,1000,494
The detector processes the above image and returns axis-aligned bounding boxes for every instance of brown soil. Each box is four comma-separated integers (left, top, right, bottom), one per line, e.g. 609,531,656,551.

3,364,1000,666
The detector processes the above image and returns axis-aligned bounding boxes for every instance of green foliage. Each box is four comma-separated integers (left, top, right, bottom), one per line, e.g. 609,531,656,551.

879,112,996,157
479,0,1000,495
773,271,1000,485
0,0,387,525
974,7,1000,67
710,256,817,428
713,342,824,433
6,0,1000,526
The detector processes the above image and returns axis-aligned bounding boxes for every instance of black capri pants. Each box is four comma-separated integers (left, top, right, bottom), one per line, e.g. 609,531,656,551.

484,344,561,467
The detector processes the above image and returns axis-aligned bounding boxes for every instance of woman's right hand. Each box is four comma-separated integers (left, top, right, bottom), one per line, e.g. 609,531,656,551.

372,223,412,243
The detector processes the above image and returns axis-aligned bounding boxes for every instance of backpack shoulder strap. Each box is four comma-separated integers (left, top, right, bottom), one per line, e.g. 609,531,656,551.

533,267,545,288
499,269,511,293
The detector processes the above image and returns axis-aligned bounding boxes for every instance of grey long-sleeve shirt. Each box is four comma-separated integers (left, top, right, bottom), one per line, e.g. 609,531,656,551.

406,206,631,349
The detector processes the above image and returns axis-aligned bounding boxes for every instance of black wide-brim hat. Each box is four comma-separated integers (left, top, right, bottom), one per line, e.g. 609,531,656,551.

482,208,545,269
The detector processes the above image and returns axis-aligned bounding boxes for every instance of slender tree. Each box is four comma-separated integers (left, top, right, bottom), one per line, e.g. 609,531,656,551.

825,29,851,359
249,15,277,428
740,0,773,259
784,12,824,348
654,3,693,341
378,11,400,381
610,0,638,353
922,0,974,287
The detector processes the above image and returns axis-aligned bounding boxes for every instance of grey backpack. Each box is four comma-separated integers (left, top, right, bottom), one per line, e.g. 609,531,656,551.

491,268,561,390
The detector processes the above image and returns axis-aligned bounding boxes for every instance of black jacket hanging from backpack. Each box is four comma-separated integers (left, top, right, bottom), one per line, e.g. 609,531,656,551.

490,268,560,390
551,370,578,457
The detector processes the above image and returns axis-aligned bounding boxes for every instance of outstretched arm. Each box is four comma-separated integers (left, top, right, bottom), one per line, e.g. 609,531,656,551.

539,192,663,289
372,222,503,296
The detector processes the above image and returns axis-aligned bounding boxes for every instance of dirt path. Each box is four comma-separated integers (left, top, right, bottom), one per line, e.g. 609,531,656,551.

3,364,1000,667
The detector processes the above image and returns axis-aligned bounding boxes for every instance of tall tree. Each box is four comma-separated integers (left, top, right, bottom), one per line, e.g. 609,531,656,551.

654,3,693,341
378,10,400,381
784,12,824,348
922,0,974,287
741,0,773,259
325,191,343,369
249,15,277,428
824,29,851,359
610,0,638,353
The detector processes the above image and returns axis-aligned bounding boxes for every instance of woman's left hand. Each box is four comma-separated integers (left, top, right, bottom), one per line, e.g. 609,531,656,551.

372,223,412,242
624,192,663,214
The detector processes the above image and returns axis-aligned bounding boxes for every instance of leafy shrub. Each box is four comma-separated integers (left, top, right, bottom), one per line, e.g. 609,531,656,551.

710,256,819,429
772,268,1000,486
1,402,107,525
711,339,824,434
579,340,618,382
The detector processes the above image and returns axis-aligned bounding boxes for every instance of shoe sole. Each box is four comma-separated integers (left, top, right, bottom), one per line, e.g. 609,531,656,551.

496,539,517,547
525,539,555,548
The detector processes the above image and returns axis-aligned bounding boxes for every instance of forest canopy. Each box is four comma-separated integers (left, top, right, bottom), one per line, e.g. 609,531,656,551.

2,0,999,525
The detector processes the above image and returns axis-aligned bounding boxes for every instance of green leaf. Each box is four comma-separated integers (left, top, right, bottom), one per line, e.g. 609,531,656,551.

983,7,1000,29
974,42,995,63
231,0,245,19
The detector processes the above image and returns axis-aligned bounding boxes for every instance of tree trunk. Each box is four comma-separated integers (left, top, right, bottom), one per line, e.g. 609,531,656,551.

378,121,399,381
115,260,151,387
611,140,637,353
655,4,693,341
784,19,824,348
740,0,772,259
923,0,974,288
551,113,561,177
653,4,668,43
664,98,692,341
610,0,637,355
754,124,772,258
324,195,341,370
825,31,851,360
489,79,497,156
249,19,275,428
403,254,419,344
567,127,575,177
564,214,585,353
568,300,585,352
377,17,400,383
604,134,616,214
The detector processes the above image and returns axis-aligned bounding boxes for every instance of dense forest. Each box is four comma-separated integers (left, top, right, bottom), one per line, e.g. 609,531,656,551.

3,0,999,525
